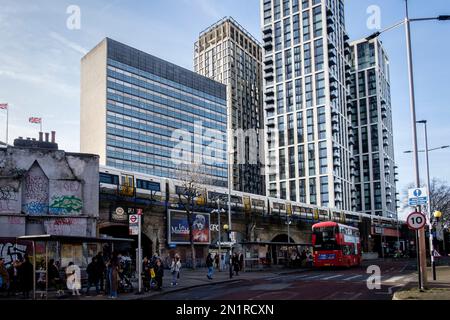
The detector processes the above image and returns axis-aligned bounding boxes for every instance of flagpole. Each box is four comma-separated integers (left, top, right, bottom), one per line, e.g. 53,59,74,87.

5,106,8,145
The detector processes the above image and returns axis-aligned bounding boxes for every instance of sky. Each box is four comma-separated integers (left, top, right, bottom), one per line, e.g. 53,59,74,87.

0,0,449,218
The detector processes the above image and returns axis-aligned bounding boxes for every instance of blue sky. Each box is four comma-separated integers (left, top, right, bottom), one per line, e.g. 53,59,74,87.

0,0,449,216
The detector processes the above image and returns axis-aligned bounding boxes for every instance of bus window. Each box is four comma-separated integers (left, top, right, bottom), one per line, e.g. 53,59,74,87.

313,226,340,251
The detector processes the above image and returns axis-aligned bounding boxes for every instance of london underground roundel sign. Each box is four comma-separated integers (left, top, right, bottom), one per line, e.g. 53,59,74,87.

407,212,426,230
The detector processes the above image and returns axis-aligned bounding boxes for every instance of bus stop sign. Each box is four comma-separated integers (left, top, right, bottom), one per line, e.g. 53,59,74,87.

407,212,426,230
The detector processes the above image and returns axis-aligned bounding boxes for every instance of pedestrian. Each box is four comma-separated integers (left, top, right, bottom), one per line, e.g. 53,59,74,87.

7,260,20,297
48,259,64,296
108,256,119,299
85,257,100,295
142,256,151,292
232,253,240,276
154,258,164,291
238,251,244,271
0,258,9,294
214,254,220,270
220,253,225,271
206,253,214,280
96,252,106,294
170,255,181,286
65,262,81,296
19,255,33,299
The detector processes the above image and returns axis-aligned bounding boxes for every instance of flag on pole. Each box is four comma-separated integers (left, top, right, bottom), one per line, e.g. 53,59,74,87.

29,117,42,124
0,103,8,109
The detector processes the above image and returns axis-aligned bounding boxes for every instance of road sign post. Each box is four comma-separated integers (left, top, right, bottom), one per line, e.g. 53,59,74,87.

137,209,142,294
407,211,427,291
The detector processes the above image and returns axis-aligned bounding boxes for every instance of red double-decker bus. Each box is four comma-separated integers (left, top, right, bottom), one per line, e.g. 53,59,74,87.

312,221,362,268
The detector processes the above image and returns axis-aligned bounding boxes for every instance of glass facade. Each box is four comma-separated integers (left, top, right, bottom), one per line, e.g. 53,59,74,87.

104,39,228,186
262,0,353,210
349,38,397,218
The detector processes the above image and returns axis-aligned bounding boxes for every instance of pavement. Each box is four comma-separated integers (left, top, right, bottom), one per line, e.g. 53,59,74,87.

393,265,450,300
15,267,307,301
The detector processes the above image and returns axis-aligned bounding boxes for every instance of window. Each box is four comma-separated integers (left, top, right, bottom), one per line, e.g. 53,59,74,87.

308,143,316,176
319,141,327,174
289,147,296,178
295,78,303,109
285,49,292,80
316,72,325,105
304,43,312,75
320,176,329,207
290,180,297,201
293,14,300,45
302,11,310,41
318,106,326,140
279,149,286,180
297,111,304,143
358,72,366,98
310,178,317,205
313,6,322,37
277,83,284,114
371,124,379,152
284,17,291,48
298,144,305,177
275,22,282,51
294,46,302,78
314,39,324,71
307,108,314,141
280,181,287,199
288,113,295,145
305,75,313,107
299,179,306,203
278,116,285,147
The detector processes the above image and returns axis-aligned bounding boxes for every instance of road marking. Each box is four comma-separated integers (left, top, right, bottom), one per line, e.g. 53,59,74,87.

342,275,364,281
322,274,343,280
302,274,325,280
384,276,406,283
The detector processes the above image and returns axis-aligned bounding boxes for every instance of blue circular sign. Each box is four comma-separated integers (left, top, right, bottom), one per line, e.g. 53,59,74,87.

413,189,422,197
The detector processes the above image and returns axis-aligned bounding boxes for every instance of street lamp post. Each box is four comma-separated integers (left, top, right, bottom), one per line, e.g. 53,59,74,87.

366,0,450,291
417,120,437,280
212,200,226,272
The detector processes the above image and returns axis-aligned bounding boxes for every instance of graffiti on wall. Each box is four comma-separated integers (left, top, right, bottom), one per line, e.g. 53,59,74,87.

44,218,87,236
0,185,20,214
0,242,28,267
22,162,49,215
49,196,83,214
49,180,83,215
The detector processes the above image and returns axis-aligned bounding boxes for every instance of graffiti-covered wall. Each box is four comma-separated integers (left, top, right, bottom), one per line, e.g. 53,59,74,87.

0,145,99,238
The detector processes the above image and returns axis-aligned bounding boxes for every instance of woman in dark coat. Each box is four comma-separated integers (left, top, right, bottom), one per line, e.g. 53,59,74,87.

154,258,164,291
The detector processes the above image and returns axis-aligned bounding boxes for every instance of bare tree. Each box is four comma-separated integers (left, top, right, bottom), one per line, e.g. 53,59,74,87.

176,163,209,270
401,178,450,224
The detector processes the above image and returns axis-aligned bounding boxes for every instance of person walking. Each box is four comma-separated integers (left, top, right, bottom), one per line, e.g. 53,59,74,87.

65,262,81,296
238,252,244,272
0,258,9,294
108,257,119,299
206,253,214,280
170,255,181,286
7,260,20,297
214,254,219,270
96,252,106,294
85,257,100,296
142,256,151,292
48,259,63,296
232,253,240,276
154,258,164,291
19,255,33,299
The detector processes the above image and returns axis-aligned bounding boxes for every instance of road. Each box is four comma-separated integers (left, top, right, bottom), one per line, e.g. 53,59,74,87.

154,260,416,300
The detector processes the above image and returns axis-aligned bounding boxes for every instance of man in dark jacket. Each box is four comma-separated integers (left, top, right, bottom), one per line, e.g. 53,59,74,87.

19,255,33,299
154,258,164,291
85,257,100,295
206,253,214,280
95,252,106,294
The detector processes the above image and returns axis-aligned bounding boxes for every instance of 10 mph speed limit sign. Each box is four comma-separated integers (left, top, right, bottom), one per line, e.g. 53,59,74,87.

407,212,426,230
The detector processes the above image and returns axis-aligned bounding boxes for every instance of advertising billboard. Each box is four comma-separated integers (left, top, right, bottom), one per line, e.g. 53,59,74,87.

168,210,211,245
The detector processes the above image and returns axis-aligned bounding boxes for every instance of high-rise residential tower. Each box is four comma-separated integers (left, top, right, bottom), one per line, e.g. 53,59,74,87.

194,17,265,195
260,0,353,210
81,38,228,187
348,38,398,218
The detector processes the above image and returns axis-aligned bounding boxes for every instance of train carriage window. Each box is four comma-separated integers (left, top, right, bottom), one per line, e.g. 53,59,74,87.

100,173,119,185
136,179,161,191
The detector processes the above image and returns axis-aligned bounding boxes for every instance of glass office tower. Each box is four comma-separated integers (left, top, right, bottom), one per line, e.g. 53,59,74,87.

81,38,228,187
260,0,353,210
348,38,398,218
194,17,265,195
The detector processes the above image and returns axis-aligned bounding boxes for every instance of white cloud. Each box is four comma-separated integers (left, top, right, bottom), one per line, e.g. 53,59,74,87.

49,31,88,56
